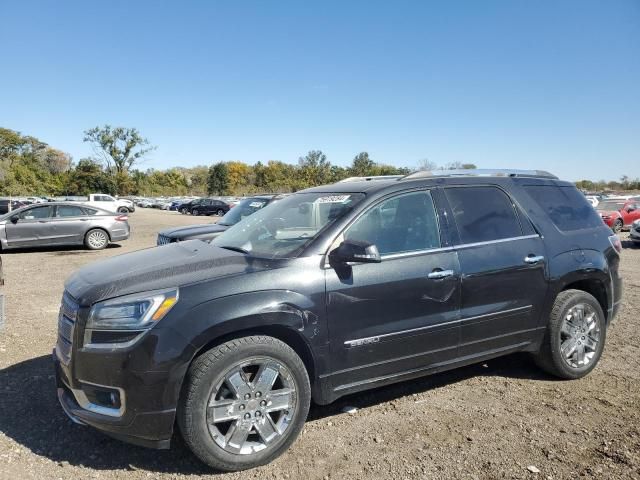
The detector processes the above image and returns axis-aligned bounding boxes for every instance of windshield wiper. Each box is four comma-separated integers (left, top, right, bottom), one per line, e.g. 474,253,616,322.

218,245,249,254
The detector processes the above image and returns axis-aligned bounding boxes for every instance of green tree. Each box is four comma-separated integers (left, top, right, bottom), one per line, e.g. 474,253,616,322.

83,125,156,194
349,152,375,176
66,158,115,195
297,150,331,188
208,162,229,195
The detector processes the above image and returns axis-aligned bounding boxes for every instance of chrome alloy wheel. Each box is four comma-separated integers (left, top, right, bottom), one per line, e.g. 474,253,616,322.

87,230,108,249
560,303,601,368
206,357,297,455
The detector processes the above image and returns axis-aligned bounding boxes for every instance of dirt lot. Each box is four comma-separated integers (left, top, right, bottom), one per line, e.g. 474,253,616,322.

1,208,639,480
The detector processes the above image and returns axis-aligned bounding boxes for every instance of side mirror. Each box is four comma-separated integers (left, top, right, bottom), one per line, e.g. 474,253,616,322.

627,206,636,213
10,216,18,224
329,239,381,265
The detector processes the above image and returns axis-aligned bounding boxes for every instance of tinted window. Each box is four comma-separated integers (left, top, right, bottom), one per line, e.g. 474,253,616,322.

56,205,86,217
345,191,440,255
445,187,522,243
524,185,603,232
19,206,53,220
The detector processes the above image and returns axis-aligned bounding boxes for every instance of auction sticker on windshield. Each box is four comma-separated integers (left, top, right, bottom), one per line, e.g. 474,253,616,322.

317,195,351,203
249,202,266,208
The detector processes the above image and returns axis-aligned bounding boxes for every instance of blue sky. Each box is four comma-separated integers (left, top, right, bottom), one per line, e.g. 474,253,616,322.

1,0,638,181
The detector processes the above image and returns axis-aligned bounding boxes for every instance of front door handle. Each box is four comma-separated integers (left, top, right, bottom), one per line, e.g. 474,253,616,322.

428,269,454,279
524,255,544,264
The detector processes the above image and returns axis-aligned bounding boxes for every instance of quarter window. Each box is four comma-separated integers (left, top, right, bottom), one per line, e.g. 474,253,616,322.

345,191,441,255
445,187,522,243
524,185,603,232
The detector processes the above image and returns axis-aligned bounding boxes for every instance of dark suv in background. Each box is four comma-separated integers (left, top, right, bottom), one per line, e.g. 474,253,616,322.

191,198,231,216
157,195,285,245
54,169,622,472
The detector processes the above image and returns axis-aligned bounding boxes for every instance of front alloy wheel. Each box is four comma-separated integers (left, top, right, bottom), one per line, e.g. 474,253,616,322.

613,219,623,233
179,336,311,472
207,358,296,455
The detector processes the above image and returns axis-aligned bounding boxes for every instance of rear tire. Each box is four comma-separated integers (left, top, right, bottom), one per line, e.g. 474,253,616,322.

217,209,225,216
534,289,606,379
192,209,200,216
84,228,109,250
180,208,188,214
178,336,311,472
117,207,129,214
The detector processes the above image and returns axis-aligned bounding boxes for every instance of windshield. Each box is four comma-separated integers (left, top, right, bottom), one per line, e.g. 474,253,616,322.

596,201,624,212
211,192,365,258
218,197,271,226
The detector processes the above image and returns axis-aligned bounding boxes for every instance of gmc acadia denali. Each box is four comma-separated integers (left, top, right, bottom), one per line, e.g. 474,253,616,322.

54,169,623,471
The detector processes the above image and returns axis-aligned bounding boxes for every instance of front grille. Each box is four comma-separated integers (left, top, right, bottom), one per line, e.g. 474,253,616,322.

56,292,79,365
157,234,172,246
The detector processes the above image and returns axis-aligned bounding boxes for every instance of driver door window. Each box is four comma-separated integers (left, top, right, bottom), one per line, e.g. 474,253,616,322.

18,206,54,220
345,191,441,255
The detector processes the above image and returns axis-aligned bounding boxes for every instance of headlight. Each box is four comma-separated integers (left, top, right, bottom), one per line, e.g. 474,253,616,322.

87,289,179,330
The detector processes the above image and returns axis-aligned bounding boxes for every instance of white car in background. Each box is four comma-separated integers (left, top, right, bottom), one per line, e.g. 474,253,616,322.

585,195,599,207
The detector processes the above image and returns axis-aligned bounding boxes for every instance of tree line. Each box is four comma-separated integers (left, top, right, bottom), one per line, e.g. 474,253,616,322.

2,125,635,198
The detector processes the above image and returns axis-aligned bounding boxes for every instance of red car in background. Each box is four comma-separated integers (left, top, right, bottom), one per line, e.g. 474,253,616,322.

596,198,640,232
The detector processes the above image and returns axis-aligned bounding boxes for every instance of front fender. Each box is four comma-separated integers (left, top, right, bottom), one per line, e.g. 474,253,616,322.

183,289,326,363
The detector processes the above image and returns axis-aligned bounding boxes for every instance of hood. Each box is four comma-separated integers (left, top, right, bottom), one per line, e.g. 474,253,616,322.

65,240,268,305
159,223,228,238
597,209,619,217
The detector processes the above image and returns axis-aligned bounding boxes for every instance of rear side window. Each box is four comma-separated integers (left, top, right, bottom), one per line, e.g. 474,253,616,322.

524,185,603,232
445,187,522,243
56,206,86,217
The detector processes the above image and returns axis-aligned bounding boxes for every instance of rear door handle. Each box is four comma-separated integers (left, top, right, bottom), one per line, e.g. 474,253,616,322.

428,269,454,279
524,255,544,264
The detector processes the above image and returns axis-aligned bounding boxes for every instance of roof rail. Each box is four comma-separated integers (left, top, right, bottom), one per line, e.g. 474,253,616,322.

402,169,558,180
337,175,405,183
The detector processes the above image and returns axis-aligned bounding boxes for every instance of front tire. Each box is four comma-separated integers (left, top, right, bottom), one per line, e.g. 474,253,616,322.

217,209,225,216
613,219,623,233
192,209,200,216
178,336,311,472
117,207,129,214
534,289,606,379
84,228,109,250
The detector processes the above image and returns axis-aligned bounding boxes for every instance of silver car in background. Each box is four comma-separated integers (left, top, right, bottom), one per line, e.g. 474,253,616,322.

0,203,130,251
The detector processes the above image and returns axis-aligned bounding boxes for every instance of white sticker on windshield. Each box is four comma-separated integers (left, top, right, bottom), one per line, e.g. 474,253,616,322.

317,195,351,203
249,202,266,208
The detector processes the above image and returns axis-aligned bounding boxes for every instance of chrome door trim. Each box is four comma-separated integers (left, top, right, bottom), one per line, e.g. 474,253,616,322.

378,234,540,261
344,305,533,347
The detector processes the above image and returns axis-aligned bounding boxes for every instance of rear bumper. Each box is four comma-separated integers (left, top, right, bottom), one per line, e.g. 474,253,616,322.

630,229,640,242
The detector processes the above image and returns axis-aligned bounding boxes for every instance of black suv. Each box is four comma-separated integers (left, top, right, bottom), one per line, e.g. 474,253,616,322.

54,170,622,472
191,198,231,216
157,195,286,245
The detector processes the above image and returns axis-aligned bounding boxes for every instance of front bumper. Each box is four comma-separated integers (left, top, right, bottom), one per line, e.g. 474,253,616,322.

54,349,175,449
53,317,195,449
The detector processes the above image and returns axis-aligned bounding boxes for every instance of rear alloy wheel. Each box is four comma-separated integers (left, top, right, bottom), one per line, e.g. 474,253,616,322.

534,289,606,379
84,228,109,250
178,336,310,472
180,208,188,214
217,209,225,216
612,219,623,233
192,209,200,216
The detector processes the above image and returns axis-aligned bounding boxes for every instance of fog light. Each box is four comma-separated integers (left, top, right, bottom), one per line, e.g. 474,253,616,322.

82,384,122,409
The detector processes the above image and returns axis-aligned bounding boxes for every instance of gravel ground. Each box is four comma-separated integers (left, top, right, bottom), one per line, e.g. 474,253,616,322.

1,208,639,480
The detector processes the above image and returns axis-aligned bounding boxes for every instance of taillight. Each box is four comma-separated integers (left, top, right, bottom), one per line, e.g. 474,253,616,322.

609,234,622,255
115,215,128,222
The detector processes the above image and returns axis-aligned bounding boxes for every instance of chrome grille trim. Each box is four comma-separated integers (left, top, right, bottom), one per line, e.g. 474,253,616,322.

56,292,79,365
